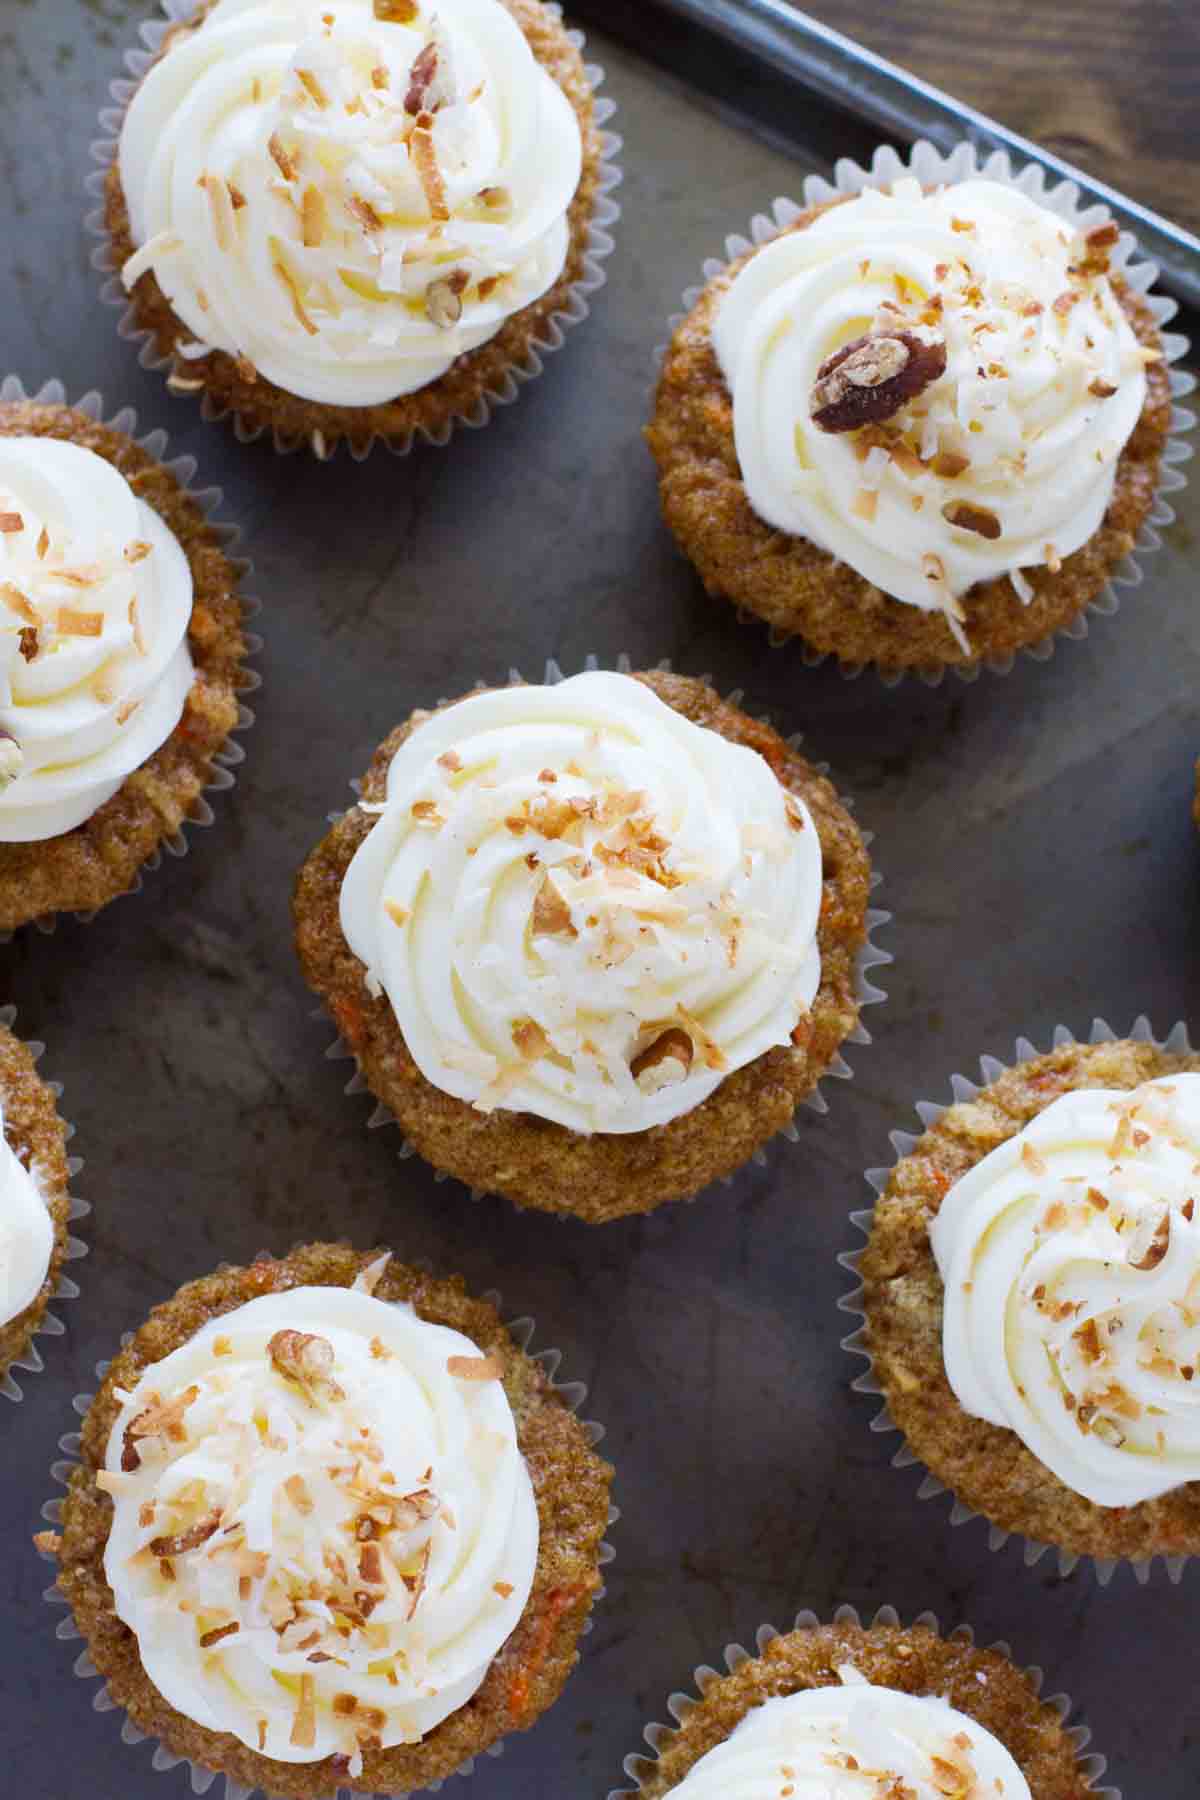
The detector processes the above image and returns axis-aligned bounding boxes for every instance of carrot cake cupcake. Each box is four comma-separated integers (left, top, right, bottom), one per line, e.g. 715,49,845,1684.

858,1033,1200,1562
108,0,607,456
0,1019,72,1394
0,397,247,930
647,174,1172,674
626,1613,1097,1799
293,668,873,1222
42,1243,612,1797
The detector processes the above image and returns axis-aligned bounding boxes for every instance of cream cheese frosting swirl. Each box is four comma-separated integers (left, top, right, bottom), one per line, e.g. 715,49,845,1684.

932,1073,1200,1508
0,1107,53,1330
713,177,1151,646
339,671,823,1136
0,438,194,842
102,1269,538,1769
118,0,584,406
665,1666,1031,1800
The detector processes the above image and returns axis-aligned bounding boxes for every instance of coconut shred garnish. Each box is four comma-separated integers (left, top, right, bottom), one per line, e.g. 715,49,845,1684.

712,176,1156,651
338,672,825,1136
101,1278,538,1767
116,0,584,407
661,1663,1031,1800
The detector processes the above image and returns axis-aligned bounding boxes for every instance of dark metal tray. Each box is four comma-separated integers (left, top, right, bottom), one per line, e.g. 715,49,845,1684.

2,5,1197,1798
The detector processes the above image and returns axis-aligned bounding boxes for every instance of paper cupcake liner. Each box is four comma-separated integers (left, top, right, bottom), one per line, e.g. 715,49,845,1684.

661,136,1195,688
839,1013,1196,1587
0,374,261,939
39,1267,618,1800
609,1601,1118,1800
0,1003,88,1405
316,650,891,1209
86,2,623,462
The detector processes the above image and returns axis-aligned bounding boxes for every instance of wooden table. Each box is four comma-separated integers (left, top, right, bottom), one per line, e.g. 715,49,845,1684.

803,0,1200,237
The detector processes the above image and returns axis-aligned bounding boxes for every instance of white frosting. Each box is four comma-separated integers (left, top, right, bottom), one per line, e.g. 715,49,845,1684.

103,1277,538,1768
339,671,823,1136
118,0,584,406
713,177,1149,644
665,1668,1031,1800
0,437,194,842
932,1073,1200,1508
0,1107,52,1330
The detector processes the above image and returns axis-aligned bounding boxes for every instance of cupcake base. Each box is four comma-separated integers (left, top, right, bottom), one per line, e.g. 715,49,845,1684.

614,1605,1113,1800
95,0,621,460
45,1245,614,1800
293,665,881,1223
843,1017,1200,1577
0,384,256,931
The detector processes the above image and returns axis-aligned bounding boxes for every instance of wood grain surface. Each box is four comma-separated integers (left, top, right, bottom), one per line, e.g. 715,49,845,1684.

802,0,1200,235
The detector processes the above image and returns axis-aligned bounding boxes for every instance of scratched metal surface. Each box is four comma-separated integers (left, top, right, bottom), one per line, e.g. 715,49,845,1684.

1,4,1199,1798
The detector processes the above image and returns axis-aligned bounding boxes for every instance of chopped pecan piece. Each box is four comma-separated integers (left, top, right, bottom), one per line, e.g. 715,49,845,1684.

631,1027,694,1094
811,331,946,433
149,1510,222,1557
942,499,1002,540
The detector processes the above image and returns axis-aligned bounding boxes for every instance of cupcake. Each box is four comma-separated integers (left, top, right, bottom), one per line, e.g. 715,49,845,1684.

0,396,248,930
293,667,875,1222
0,1018,73,1396
855,1032,1200,1564
647,169,1173,675
107,0,609,457
620,1610,1103,1799
42,1244,612,1796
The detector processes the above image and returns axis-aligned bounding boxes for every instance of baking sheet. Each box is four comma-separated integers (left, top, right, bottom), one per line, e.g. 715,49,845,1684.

2,5,1199,1798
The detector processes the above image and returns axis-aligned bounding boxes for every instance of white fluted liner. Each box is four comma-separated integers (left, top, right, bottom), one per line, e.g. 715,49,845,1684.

839,1014,1197,1586
0,375,261,938
608,1602,1118,1800
86,1,622,462
315,651,891,1210
0,1003,87,1404
40,1276,617,1800
659,137,1194,688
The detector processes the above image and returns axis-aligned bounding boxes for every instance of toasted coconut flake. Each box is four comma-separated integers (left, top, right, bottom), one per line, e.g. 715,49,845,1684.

33,1530,62,1555
410,798,444,827
348,194,383,235
273,255,318,335
284,1473,314,1516
1129,1207,1170,1271
1,582,38,625
1043,541,1062,573
531,875,576,937
437,749,462,772
400,1540,431,1619
447,1353,503,1382
200,173,234,253
57,606,104,637
301,184,326,248
371,63,390,89
512,1017,550,1060
0,512,23,534
291,1675,317,1749
493,1580,514,1598
121,230,183,289
405,42,440,115
198,1621,240,1650
1088,375,1119,398
410,122,449,221
268,132,299,182
385,900,409,927
124,539,152,565
149,1509,222,1557
676,1006,727,1072
35,526,49,559
122,1385,200,1469
297,68,329,108
1052,290,1081,317
850,486,878,521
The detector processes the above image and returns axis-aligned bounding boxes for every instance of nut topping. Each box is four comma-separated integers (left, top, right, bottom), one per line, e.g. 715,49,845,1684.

631,1027,694,1094
267,1329,346,1404
1128,1207,1170,1272
810,330,947,434
121,1385,200,1470
425,270,469,330
942,500,1002,541
531,876,576,938
149,1511,222,1558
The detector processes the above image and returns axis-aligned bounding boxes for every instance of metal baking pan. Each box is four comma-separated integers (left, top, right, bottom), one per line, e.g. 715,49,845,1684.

1,4,1196,1798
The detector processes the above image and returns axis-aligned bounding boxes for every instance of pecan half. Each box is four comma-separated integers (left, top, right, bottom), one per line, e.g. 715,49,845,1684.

267,1330,345,1403
941,499,1002,540
631,1027,694,1094
810,330,947,433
